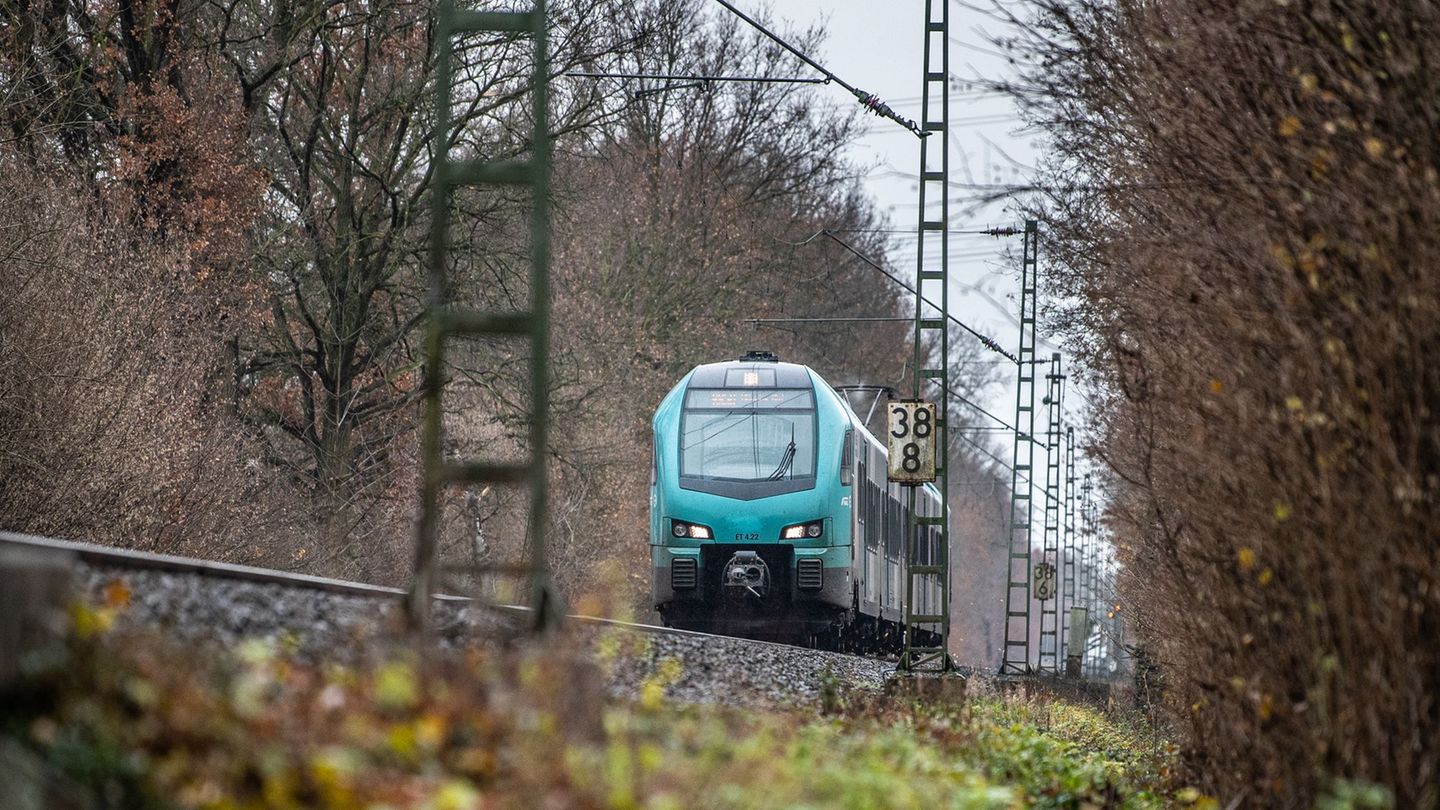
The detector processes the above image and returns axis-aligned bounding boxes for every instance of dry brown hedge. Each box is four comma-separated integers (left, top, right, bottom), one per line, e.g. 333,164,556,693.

1006,0,1440,804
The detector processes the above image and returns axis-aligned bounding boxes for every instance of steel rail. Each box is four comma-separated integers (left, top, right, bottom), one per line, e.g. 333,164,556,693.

0,530,450,600
0,531,896,661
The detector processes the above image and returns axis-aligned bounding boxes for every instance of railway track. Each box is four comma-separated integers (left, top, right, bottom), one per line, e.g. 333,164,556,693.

0,531,927,706
0,530,857,654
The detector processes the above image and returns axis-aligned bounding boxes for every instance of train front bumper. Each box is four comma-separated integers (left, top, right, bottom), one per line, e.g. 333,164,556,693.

651,543,850,608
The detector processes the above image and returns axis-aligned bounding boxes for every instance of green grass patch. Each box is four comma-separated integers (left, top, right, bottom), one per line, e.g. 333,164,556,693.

956,697,1177,808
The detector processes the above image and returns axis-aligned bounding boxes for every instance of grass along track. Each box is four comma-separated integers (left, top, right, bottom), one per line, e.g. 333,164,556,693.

1,531,1185,808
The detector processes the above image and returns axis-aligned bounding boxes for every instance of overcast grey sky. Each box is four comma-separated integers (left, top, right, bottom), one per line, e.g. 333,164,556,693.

720,0,1110,599
743,1,1076,430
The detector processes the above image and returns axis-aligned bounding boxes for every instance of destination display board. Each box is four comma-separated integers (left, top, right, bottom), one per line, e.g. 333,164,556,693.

685,389,814,410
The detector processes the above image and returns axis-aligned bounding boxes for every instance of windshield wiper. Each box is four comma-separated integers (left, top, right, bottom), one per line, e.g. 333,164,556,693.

766,425,797,480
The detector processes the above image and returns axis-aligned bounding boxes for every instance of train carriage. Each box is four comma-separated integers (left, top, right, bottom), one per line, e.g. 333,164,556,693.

649,351,945,651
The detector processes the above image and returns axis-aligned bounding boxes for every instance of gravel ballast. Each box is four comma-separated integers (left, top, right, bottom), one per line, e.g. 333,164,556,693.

77,562,913,708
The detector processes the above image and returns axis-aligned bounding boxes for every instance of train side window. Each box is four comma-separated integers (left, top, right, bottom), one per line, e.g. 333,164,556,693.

840,430,853,486
902,504,912,560
869,482,881,544
881,492,892,553
878,489,885,540
878,484,886,544
857,454,866,511
897,500,906,558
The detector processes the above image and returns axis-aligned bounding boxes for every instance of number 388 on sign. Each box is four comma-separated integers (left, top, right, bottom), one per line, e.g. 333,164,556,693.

887,400,937,484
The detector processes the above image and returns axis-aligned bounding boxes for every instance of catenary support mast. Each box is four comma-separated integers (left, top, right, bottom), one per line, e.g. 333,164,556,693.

1060,425,1077,667
1001,221,1039,673
1037,353,1064,673
410,1,555,632
900,0,952,673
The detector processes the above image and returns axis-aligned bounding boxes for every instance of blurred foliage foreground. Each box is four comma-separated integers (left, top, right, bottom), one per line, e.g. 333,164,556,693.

1,592,1185,809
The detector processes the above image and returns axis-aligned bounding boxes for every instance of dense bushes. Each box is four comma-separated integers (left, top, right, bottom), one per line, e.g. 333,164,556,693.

1008,0,1440,804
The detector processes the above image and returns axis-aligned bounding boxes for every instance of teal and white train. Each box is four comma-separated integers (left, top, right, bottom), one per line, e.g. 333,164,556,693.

649,352,945,651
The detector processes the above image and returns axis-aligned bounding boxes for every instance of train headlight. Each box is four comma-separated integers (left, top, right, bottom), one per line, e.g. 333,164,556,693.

781,520,823,540
670,520,712,540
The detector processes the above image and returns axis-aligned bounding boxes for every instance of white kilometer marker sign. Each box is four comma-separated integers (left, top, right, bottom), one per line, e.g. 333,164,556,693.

886,400,937,484
1033,561,1057,601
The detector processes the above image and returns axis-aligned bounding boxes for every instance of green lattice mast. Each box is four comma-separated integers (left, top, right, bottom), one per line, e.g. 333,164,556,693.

410,1,555,632
899,0,952,673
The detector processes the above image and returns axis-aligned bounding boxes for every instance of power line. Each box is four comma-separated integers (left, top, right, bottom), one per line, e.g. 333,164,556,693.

855,112,1022,131
562,71,829,98
748,316,910,326
951,428,1062,508
765,233,1046,438
789,229,1019,363
932,378,1049,447
941,382,1016,434
761,235,1041,435
826,227,1016,236
711,0,926,138
563,71,827,85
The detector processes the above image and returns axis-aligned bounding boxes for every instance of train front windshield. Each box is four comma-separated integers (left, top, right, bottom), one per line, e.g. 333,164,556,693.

680,388,816,482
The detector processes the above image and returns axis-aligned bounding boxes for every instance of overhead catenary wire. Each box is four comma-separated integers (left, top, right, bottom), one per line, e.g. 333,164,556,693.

744,316,1045,437
949,427,1063,509
938,380,1018,435
749,316,911,327
711,0,927,138
562,71,829,86
562,71,830,98
826,227,1019,235
796,229,1019,363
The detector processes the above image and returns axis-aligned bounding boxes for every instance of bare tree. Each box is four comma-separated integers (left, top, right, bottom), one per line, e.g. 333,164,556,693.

202,0,636,572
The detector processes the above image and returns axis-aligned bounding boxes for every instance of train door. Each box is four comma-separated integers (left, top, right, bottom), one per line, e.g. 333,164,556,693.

858,448,875,606
886,482,901,610
916,498,930,616
864,443,875,608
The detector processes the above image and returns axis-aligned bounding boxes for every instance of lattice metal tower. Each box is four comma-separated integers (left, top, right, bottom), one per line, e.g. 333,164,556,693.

410,1,555,632
1037,353,1064,673
900,0,952,673
1001,220,1040,674
1059,426,1077,664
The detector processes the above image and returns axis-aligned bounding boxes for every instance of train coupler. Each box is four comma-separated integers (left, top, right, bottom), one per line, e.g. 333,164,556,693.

721,550,770,600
